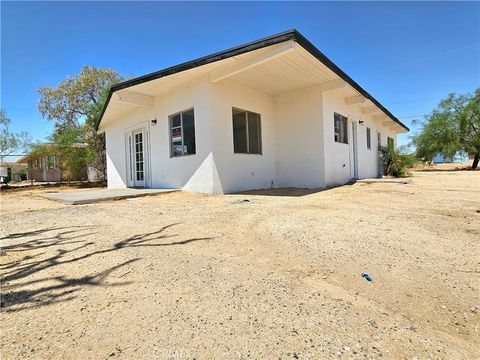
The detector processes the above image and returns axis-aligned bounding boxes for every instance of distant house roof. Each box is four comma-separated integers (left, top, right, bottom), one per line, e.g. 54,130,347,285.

96,29,409,132
16,143,86,163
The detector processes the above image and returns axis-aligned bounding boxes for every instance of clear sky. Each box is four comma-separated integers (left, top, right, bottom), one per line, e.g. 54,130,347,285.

2,1,479,150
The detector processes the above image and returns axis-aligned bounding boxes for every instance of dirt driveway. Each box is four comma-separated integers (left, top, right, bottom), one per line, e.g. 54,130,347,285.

1,170,479,359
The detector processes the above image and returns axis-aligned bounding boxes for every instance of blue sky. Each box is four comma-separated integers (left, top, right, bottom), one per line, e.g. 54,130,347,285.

2,1,479,150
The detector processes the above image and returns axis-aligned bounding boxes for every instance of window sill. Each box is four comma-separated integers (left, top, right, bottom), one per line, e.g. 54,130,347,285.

170,153,197,159
234,152,263,156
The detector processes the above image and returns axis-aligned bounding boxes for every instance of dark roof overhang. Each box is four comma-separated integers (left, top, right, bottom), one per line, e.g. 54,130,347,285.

96,29,409,132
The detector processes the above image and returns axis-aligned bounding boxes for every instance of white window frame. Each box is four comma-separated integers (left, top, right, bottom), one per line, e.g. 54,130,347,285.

124,121,151,188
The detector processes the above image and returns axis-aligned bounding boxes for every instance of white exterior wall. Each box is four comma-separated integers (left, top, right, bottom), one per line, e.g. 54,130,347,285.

322,92,355,186
105,106,155,189
104,76,216,192
274,86,325,188
322,92,397,187
209,79,277,193
103,78,400,193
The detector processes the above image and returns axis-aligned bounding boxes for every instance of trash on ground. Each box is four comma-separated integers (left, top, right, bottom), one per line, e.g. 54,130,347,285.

361,273,373,282
231,199,251,204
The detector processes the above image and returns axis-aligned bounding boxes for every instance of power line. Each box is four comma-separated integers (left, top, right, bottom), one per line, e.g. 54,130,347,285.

392,43,479,69
385,97,444,105
397,114,427,119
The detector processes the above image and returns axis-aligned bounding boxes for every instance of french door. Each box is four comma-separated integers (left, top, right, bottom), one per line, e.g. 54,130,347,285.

127,126,149,188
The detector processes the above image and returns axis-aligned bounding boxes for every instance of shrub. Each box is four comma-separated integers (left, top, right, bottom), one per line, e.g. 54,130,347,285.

379,145,414,177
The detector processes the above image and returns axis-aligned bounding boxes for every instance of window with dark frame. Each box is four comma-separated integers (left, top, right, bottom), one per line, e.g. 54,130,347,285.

334,113,348,144
169,108,196,157
366,127,371,150
377,132,381,150
232,108,262,154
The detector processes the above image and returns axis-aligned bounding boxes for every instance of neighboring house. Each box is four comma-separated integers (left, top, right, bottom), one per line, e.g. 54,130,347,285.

16,145,88,182
432,151,469,164
96,29,409,194
0,162,28,182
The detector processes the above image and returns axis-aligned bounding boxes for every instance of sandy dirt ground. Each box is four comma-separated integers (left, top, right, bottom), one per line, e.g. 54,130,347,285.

1,170,479,359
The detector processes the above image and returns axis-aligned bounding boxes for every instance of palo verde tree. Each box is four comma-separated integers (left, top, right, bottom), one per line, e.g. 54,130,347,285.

37,66,124,180
412,89,480,169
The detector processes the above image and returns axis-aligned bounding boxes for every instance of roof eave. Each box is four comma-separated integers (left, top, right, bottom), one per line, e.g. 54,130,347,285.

96,29,409,132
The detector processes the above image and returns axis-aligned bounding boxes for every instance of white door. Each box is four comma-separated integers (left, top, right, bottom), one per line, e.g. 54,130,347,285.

350,121,359,180
132,128,145,187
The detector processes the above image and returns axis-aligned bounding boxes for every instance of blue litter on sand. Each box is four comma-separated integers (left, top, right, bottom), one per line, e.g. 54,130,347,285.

361,273,373,282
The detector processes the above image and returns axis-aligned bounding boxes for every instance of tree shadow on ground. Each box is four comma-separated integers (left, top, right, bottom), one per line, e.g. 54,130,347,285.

1,224,213,311
0,259,138,312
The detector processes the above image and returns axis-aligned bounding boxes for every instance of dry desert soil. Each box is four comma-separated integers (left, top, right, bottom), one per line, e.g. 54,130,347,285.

1,170,479,359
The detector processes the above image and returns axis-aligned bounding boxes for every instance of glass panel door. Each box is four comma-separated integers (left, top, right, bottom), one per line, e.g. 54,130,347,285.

133,129,145,187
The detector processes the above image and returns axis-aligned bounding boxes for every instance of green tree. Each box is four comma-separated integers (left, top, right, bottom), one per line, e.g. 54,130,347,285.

412,89,480,169
0,109,32,162
37,66,124,179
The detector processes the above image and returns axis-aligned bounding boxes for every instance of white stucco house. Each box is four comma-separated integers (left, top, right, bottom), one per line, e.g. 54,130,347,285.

97,29,409,194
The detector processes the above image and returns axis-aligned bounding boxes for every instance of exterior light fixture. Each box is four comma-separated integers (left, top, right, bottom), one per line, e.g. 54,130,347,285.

151,118,157,125
359,120,364,125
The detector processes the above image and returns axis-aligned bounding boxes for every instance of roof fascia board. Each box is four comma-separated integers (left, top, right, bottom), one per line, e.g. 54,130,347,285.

96,30,297,130
292,30,408,131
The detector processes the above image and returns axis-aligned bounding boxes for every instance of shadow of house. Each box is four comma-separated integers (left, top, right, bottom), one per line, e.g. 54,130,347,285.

235,183,356,197
0,224,214,311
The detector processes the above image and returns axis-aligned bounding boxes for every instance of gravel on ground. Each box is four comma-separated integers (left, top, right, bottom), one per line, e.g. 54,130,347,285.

1,170,479,359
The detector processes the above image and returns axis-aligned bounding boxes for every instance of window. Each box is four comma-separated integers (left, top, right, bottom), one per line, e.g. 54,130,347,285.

47,155,56,170
366,127,371,150
334,113,348,144
34,158,42,169
377,132,381,150
232,108,262,154
387,137,394,148
169,108,196,157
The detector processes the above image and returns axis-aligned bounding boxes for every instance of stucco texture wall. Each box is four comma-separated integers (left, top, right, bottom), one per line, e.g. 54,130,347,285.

104,76,215,191
209,79,277,194
274,85,325,188
103,76,400,193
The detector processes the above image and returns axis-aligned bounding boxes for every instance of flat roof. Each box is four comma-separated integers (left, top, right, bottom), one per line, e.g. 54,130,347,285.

96,29,408,131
